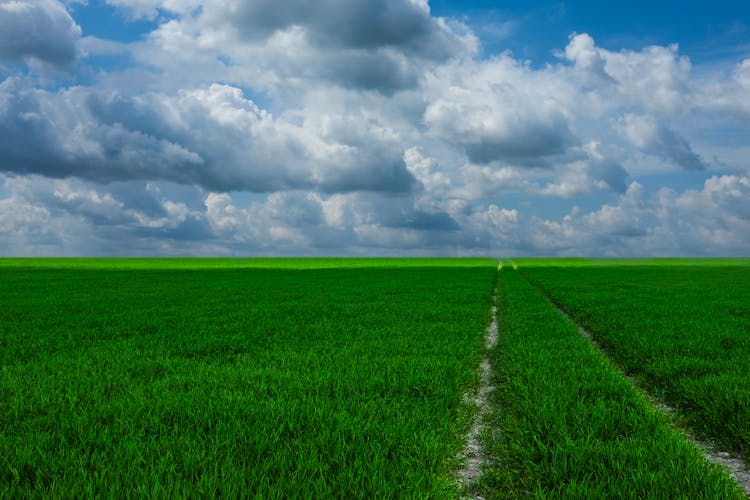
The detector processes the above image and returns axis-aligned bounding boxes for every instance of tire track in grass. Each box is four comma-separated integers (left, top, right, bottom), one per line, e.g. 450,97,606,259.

456,284,498,498
517,269,750,497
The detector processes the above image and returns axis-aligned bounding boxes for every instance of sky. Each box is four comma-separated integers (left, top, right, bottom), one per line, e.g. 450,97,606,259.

0,1,749,257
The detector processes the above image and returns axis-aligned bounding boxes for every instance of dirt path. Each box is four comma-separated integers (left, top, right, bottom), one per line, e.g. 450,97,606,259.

456,290,498,498
517,271,750,497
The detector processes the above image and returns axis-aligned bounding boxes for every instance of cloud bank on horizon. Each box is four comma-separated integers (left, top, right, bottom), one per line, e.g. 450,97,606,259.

0,0,748,256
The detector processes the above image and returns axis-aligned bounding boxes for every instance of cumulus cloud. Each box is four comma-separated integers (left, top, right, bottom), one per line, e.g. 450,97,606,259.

581,182,648,238
127,0,476,95
404,147,453,202
650,175,750,255
735,59,750,88
590,37,692,115
618,114,706,170
452,173,750,258
564,32,614,82
0,78,204,183
704,174,750,220
423,55,577,166
544,175,750,256
0,80,415,193
449,141,627,201
202,0,465,59
0,0,748,256
5,176,209,236
0,176,216,255
694,58,750,122
202,188,461,253
2,171,750,257
0,0,81,68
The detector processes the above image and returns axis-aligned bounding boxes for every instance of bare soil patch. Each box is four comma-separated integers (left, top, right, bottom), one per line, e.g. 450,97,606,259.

456,294,498,498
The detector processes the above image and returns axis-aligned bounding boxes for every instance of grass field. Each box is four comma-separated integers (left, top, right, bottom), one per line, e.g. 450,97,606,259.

512,257,750,267
0,262,496,496
480,268,743,498
0,257,496,270
1,258,748,497
519,262,750,460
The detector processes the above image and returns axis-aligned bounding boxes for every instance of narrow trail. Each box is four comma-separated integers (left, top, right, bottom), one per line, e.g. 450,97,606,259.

516,269,750,497
456,287,498,499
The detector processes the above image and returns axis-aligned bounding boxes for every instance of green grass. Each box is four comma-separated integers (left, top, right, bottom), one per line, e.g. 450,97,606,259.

519,263,750,459
480,268,743,498
3,258,748,497
510,257,750,267
0,257,497,270
0,263,497,497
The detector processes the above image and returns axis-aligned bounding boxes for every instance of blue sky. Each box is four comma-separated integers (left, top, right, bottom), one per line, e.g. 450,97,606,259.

71,2,158,42
0,0,749,256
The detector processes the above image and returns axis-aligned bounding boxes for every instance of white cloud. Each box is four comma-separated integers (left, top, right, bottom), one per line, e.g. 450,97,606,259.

127,0,477,96
524,175,750,256
694,58,750,122
423,55,577,165
205,192,239,234
404,147,452,200
78,36,129,57
582,182,648,237
0,0,81,68
0,80,415,193
735,59,750,88
704,174,750,220
196,0,470,59
2,170,749,257
617,114,706,170
564,32,612,82
595,38,693,115
0,0,749,256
